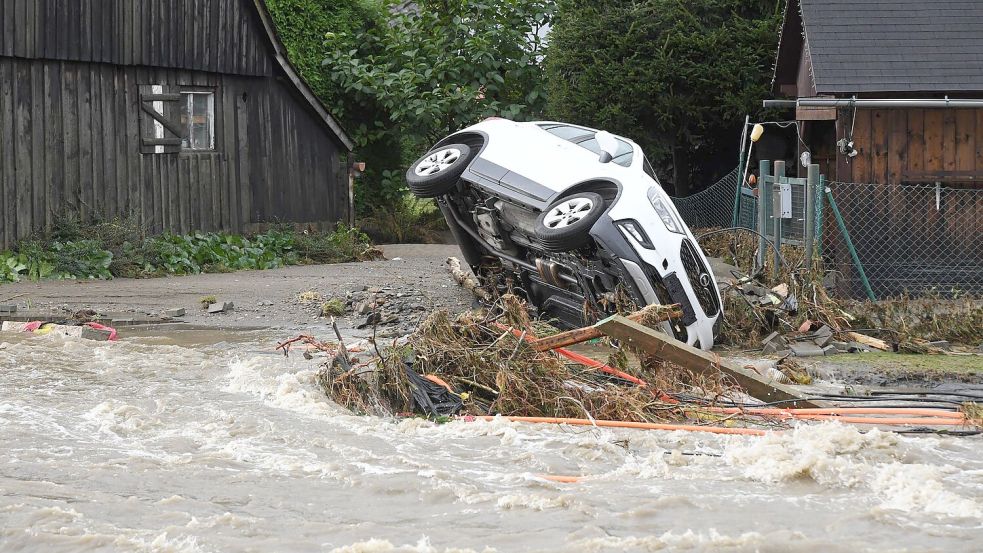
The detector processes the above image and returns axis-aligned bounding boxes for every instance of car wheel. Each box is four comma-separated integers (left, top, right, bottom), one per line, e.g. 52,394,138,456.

406,144,472,198
534,192,606,252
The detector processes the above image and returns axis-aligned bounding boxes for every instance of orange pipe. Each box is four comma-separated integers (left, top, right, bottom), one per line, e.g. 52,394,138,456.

703,406,966,419
538,474,582,483
475,415,767,436
789,415,966,426
495,323,649,388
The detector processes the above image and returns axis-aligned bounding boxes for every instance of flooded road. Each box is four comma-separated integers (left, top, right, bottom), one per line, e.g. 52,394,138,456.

1,332,981,552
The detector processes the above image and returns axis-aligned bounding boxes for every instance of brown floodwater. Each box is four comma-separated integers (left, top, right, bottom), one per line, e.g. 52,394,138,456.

1,331,981,552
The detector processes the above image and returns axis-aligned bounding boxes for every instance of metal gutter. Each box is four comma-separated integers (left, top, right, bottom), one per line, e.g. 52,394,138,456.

764,96,983,109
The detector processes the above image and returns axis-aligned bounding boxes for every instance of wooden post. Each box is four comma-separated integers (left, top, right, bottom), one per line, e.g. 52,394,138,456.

527,305,682,352
756,160,771,271
596,315,825,408
772,160,786,277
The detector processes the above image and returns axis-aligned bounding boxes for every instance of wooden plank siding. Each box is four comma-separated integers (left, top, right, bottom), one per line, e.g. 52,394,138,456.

0,0,272,77
835,107,983,186
0,57,348,248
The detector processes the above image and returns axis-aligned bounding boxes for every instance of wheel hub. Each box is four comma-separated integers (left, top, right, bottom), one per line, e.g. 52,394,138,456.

543,198,594,229
414,147,463,177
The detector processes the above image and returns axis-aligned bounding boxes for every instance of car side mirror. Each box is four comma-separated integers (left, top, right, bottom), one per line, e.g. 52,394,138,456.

595,131,619,163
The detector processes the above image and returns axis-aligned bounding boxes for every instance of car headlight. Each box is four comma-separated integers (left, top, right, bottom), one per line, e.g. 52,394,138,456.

647,187,684,234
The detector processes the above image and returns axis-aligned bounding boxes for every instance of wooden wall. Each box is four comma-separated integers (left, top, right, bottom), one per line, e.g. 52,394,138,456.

835,108,983,185
0,57,349,248
0,0,273,77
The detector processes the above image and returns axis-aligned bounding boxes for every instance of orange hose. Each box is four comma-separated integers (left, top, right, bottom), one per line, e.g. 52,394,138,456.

789,415,966,426
495,323,650,388
538,474,582,483
703,406,966,419
475,415,767,436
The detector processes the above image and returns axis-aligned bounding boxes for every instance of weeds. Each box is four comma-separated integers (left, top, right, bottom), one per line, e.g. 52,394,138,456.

357,194,447,244
0,219,378,283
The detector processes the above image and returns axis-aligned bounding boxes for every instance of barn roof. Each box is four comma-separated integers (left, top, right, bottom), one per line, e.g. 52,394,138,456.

774,0,983,94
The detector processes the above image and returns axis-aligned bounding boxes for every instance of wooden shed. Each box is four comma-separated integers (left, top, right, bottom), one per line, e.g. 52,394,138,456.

0,0,354,249
772,0,983,186
770,0,983,298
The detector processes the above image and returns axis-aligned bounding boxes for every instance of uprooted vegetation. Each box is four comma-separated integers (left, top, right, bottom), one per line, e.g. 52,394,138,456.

696,227,983,348
312,295,741,422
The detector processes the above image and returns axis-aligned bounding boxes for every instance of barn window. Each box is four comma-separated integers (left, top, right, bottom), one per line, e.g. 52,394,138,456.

180,92,215,151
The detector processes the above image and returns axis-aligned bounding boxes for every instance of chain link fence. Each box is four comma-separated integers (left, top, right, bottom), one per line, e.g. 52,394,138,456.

821,181,983,299
669,165,983,299
670,168,741,230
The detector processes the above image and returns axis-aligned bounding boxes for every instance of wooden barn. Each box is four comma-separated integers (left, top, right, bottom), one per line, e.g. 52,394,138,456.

769,0,983,298
0,0,354,249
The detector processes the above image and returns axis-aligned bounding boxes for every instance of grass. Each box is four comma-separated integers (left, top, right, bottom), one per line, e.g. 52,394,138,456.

819,351,983,376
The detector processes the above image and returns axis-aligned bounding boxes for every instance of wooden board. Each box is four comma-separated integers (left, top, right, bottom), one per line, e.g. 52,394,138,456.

596,316,825,408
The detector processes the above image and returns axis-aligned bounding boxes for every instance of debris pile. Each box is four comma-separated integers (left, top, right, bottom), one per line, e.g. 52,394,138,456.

309,295,733,422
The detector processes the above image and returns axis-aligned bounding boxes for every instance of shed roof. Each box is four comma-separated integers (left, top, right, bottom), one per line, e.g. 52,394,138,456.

775,0,983,94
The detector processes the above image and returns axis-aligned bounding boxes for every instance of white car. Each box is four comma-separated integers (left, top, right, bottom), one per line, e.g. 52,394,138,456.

406,118,721,350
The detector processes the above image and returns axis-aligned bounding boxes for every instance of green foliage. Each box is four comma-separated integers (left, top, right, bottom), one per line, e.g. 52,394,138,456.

545,0,781,194
0,224,375,283
323,0,554,148
358,193,447,244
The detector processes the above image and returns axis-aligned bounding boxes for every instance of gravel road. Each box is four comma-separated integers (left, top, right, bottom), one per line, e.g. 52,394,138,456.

0,244,474,338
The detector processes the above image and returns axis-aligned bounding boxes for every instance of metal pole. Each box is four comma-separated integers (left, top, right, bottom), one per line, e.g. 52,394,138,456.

731,115,750,228
825,186,876,301
816,175,825,257
804,164,818,264
772,160,785,277
756,160,771,271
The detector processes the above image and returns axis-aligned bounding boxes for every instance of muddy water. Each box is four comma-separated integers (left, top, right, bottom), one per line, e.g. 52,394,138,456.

1,332,981,553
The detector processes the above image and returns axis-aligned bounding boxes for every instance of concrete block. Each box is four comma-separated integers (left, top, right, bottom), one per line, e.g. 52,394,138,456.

832,341,850,352
821,345,838,356
790,343,825,357
813,325,834,347
207,301,234,313
761,331,785,347
110,318,136,326
164,308,186,318
0,304,17,313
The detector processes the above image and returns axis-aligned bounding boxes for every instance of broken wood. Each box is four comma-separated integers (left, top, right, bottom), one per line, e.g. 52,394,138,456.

595,315,826,408
527,305,682,352
843,331,892,351
445,257,493,302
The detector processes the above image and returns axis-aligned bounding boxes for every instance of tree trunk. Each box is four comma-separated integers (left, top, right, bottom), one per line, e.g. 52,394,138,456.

672,146,692,197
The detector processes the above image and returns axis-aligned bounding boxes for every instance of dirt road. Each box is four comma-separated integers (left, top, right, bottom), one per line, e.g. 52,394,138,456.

0,244,474,335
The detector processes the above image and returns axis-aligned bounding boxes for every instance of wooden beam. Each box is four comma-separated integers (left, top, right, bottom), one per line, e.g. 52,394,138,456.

595,315,825,408
528,305,682,352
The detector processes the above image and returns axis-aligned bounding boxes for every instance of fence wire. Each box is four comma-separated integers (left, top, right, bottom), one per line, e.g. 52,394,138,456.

669,168,741,230
822,181,983,299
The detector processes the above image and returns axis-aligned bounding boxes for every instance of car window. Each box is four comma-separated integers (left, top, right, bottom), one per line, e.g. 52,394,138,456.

577,138,634,167
642,155,659,181
539,124,593,142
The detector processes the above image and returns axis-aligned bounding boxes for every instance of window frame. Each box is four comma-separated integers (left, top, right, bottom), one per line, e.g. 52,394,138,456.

179,89,217,152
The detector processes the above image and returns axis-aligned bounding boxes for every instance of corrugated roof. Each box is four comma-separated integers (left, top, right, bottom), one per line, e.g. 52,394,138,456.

798,0,983,93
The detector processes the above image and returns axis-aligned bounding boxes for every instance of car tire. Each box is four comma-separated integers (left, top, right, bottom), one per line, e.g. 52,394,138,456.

534,192,606,252
406,144,472,198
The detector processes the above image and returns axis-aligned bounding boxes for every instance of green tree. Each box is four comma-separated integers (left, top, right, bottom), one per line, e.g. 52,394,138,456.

545,0,781,196
323,0,554,148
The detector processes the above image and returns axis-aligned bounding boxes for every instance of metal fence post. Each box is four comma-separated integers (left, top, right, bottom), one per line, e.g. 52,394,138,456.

756,160,771,271
731,115,750,228
816,175,825,257
772,160,785,277
804,164,818,263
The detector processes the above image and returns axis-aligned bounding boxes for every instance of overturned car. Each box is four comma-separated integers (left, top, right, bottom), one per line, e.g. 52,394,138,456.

406,118,721,350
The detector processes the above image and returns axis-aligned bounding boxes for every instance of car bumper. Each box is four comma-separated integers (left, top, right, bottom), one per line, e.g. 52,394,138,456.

590,216,721,350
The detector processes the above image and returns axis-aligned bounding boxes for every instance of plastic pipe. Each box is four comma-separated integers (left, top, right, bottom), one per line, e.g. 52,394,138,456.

475,415,768,436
